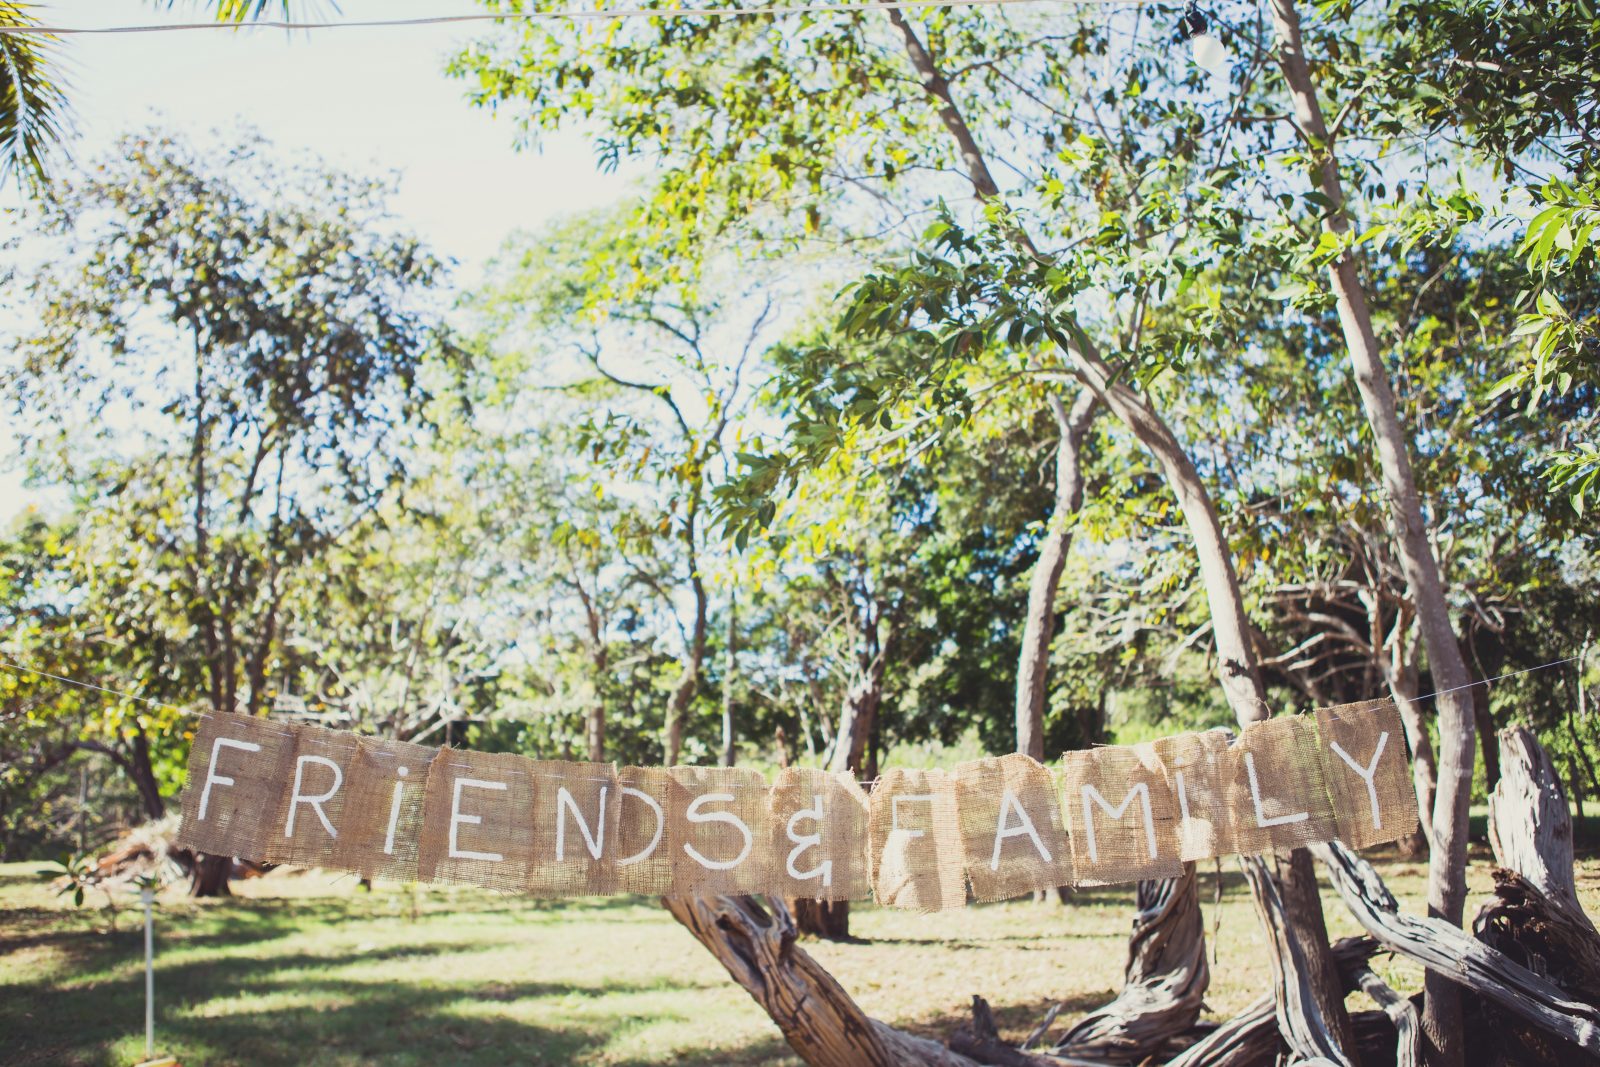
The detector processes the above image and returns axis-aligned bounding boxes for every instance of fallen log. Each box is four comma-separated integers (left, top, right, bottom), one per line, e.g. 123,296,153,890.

664,893,983,1067
1311,840,1600,1055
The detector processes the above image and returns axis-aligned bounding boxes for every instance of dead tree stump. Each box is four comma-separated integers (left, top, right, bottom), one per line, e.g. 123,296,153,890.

1469,725,1600,1064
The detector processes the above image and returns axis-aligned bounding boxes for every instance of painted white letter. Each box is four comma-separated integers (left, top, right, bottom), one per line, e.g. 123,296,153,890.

1081,782,1157,863
383,765,411,855
1244,752,1309,828
197,736,261,821
682,792,752,871
890,794,935,839
448,777,507,862
617,786,664,867
785,795,831,886
556,785,608,861
284,755,343,839
990,788,1052,870
1330,732,1389,829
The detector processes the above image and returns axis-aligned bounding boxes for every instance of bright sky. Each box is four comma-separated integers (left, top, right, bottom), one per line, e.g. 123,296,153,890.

1,0,635,513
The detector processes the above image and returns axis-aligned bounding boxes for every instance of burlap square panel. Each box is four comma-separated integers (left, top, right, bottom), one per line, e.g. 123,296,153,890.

331,736,436,882
417,749,537,892
1060,745,1182,885
766,768,871,902
1226,715,1338,854
868,768,966,911
263,723,360,870
955,754,1074,902
616,766,674,895
1315,698,1418,849
178,713,299,863
525,760,622,897
668,767,772,896
1149,729,1236,862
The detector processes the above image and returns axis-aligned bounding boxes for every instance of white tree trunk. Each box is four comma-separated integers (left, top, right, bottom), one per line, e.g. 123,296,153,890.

1265,3,1479,1060
1015,387,1098,760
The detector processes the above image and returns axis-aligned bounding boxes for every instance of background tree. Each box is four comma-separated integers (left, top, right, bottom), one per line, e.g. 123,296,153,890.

3,130,458,892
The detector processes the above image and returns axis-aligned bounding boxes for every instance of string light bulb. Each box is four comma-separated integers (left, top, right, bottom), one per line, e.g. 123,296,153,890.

1176,1,1230,82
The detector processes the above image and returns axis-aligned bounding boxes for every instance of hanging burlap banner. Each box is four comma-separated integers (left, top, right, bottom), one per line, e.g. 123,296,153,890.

178,699,1420,911
868,768,966,911
1149,728,1236,862
955,754,1074,902
527,760,622,897
332,735,436,883
1226,715,1339,854
417,748,539,891
767,767,872,902
179,713,300,865
1060,744,1183,885
616,765,674,895
668,766,773,896
1315,698,1418,849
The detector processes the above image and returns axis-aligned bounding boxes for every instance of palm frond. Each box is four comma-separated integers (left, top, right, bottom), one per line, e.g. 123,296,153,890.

160,1,340,25
0,2,72,185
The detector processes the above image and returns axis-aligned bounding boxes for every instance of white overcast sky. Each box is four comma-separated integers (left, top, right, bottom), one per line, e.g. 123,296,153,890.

1,0,634,513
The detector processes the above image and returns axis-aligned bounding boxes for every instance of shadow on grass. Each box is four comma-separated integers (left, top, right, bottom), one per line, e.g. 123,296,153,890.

3,904,797,1067
890,989,1115,1047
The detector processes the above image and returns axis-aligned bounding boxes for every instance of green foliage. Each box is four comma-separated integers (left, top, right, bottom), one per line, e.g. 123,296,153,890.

0,3,70,184
2,131,460,841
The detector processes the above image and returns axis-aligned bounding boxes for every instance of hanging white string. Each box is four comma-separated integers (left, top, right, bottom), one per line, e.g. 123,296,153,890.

0,0,1146,36
0,658,195,718
0,652,1588,790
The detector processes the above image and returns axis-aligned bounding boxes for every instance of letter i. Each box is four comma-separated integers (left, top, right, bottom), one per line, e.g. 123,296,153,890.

383,766,411,855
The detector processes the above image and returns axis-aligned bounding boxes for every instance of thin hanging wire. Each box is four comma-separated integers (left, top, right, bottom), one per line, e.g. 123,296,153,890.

0,0,1149,36
0,651,1588,789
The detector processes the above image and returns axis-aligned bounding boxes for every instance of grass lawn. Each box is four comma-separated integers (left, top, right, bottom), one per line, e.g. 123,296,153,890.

5,842,1600,1066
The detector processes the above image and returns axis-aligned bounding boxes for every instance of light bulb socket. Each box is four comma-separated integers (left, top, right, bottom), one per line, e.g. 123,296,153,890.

1176,3,1209,42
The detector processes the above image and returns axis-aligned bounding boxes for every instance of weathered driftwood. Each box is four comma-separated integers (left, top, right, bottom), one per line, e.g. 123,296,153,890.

1048,867,1208,1063
1349,957,1421,1067
1239,855,1354,1067
1488,725,1594,928
1311,840,1600,1055
1163,994,1278,1067
1467,725,1600,1064
664,893,982,1067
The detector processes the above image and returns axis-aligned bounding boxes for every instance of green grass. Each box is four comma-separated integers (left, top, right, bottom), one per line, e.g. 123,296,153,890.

6,846,1600,1066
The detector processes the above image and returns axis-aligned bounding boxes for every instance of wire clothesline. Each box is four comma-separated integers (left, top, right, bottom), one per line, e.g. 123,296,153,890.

0,0,1148,36
0,652,1586,789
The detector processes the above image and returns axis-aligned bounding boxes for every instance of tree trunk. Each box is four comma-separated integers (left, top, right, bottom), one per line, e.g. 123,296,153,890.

189,853,233,898
1240,855,1355,1066
1266,4,1480,1061
791,899,852,941
1311,840,1600,1056
1486,726,1591,929
798,616,890,940
1471,671,1500,794
1473,725,1600,1064
126,730,167,821
877,8,1354,1056
1388,654,1436,857
665,894,980,1067
664,571,709,766
1015,387,1098,761
722,594,738,768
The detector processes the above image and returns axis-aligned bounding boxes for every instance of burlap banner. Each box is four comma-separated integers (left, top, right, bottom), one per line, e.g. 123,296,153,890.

176,699,1416,910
